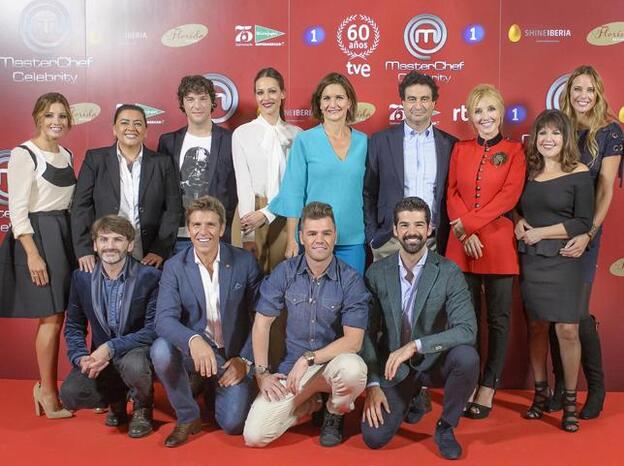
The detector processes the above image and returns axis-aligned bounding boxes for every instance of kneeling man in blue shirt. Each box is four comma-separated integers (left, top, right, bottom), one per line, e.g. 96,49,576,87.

244,202,370,448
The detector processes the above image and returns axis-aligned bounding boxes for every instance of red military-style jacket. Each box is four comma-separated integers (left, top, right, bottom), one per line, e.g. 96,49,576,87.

445,135,526,275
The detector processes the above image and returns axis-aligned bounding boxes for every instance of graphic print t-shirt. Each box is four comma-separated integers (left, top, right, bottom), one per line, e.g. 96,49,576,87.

178,132,213,237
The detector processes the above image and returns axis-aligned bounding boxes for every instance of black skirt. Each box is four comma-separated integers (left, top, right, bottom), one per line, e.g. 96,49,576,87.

0,210,75,318
520,252,584,323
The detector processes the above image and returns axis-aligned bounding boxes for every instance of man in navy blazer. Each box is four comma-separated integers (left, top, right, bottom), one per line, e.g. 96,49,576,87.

364,72,458,259
60,215,161,438
72,104,181,273
157,75,237,247
151,196,261,448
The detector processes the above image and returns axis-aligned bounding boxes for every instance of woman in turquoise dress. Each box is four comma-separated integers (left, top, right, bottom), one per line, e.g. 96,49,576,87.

269,72,367,274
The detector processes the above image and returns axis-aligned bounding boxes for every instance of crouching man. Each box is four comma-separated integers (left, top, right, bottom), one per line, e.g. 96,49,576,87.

244,202,370,448
60,215,160,438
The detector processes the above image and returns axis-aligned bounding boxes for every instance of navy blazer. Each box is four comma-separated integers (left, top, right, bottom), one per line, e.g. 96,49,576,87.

157,125,237,243
360,251,476,387
64,258,161,366
154,242,261,361
71,144,182,259
363,125,457,254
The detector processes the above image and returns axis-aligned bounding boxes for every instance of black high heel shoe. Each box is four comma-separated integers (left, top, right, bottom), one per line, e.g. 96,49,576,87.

524,381,550,420
561,390,579,433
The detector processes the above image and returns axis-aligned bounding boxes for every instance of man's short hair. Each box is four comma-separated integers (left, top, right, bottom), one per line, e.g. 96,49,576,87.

393,197,431,226
177,75,217,113
113,104,147,125
399,72,439,102
299,202,336,230
185,196,226,226
91,215,136,242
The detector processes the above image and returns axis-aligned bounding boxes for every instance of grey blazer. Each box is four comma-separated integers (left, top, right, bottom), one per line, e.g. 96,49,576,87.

360,251,476,387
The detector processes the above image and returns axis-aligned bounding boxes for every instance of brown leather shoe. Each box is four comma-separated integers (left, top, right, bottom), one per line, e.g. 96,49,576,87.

164,419,202,447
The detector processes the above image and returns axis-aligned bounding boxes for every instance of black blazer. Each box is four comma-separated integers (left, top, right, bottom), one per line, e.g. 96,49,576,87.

71,144,182,259
157,124,237,243
65,257,161,366
363,125,457,254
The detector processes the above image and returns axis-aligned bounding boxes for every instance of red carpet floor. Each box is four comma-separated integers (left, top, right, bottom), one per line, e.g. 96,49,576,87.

0,379,622,466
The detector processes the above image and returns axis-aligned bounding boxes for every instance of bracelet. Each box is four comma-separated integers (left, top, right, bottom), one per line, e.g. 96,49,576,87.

587,224,599,240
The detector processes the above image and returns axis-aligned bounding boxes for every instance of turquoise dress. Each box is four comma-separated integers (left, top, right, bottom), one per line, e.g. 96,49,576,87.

269,124,367,272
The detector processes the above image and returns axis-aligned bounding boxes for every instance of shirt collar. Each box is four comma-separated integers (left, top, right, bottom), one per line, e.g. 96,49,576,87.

101,256,129,282
404,121,432,138
116,143,144,165
398,248,428,279
194,246,221,268
476,133,503,147
295,254,338,281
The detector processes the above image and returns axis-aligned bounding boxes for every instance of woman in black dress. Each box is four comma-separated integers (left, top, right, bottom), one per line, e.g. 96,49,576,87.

0,93,76,418
548,65,623,418
516,110,593,432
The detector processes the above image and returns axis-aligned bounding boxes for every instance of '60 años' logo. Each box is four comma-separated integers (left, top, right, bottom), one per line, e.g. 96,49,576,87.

336,14,380,60
0,150,11,206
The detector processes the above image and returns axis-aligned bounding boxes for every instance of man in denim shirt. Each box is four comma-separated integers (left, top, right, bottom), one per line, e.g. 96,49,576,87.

244,202,370,448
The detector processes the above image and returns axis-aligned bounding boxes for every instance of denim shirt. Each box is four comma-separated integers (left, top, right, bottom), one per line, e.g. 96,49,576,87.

100,259,129,338
256,254,370,374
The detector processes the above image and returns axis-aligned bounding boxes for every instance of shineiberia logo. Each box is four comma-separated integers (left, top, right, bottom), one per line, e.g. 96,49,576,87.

235,25,285,46
586,22,624,46
507,23,572,43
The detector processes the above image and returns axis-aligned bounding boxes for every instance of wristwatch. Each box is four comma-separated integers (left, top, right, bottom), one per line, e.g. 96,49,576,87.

253,365,269,376
303,351,316,366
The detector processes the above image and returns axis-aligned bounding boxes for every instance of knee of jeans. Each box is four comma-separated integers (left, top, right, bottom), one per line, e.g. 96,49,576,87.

119,351,151,380
216,410,246,435
59,379,79,410
329,353,367,387
362,426,392,450
150,338,175,370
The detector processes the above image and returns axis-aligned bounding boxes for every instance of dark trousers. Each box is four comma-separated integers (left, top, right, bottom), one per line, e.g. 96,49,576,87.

60,346,153,410
464,273,513,388
150,337,256,434
361,345,479,449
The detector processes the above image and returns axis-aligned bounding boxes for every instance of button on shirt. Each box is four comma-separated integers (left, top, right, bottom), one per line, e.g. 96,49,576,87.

403,123,438,226
194,249,224,348
256,255,370,374
399,249,428,347
117,145,143,258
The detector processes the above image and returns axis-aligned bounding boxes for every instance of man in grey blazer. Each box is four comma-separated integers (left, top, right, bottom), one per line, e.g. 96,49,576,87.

360,197,478,460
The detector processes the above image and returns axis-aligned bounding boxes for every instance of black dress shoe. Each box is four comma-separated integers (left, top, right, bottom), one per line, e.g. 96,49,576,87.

319,409,344,447
434,420,462,460
128,407,153,438
405,388,432,424
164,419,202,448
105,401,128,427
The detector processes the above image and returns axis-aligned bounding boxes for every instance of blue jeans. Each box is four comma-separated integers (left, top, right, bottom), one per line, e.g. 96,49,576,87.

151,337,256,433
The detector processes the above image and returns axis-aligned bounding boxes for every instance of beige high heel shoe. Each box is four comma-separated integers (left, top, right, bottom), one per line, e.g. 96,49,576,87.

33,383,73,419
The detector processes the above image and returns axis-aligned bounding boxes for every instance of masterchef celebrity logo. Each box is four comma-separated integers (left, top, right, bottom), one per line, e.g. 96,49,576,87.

545,74,570,110
19,0,72,54
204,73,239,124
404,14,447,60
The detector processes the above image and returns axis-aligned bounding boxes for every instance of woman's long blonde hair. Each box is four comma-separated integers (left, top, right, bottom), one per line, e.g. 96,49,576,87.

560,65,615,161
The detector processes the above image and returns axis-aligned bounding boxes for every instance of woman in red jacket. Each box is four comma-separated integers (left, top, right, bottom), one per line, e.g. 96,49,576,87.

446,84,526,419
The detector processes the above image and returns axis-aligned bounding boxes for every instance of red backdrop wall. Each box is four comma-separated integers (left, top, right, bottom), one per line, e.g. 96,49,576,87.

0,0,622,389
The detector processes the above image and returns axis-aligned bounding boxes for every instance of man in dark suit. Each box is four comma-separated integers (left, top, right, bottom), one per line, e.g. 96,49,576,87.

60,215,161,438
360,197,478,460
71,104,181,272
157,75,237,247
364,72,458,260
151,196,261,448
